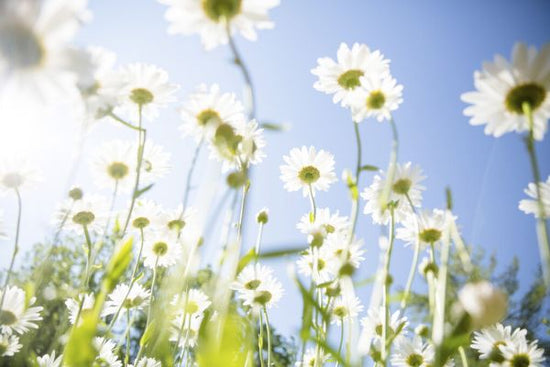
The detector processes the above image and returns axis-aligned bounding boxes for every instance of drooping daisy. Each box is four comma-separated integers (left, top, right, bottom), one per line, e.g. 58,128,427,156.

93,337,122,367
457,281,507,329
110,63,179,122
54,194,109,235
37,351,63,367
390,336,434,367
361,162,426,225
294,347,330,367
233,264,283,311
158,0,280,50
0,0,91,105
179,83,245,142
139,140,172,185
0,333,21,357
396,209,450,248
350,74,403,122
330,295,364,325
471,323,527,364
311,43,390,105
0,156,41,193
461,43,550,141
296,208,350,243
130,200,162,231
358,307,408,356
325,232,365,270
280,146,337,197
102,283,150,318
90,140,135,192
65,292,95,325
142,230,183,268
296,245,337,284
0,285,43,335
519,176,550,218
500,338,546,367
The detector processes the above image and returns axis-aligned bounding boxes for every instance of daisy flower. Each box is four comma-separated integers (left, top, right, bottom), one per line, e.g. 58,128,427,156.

37,351,63,367
155,205,197,234
295,347,330,367
131,358,162,367
0,333,21,357
172,288,211,320
93,337,122,367
130,200,162,230
232,264,274,295
54,194,109,235
350,74,403,122
102,283,150,318
90,140,135,192
390,336,434,367
296,207,350,243
361,162,426,225
325,232,365,270
396,209,450,247
170,312,203,348
519,176,550,218
0,285,43,335
311,43,390,105
0,156,41,193
471,323,527,363
458,281,507,329
158,0,280,50
65,292,95,325
330,295,364,325
139,140,172,185
280,146,337,197
0,0,91,105
233,264,283,311
296,245,337,284
461,43,550,141
179,83,245,142
358,307,408,355
500,338,546,367
142,230,183,268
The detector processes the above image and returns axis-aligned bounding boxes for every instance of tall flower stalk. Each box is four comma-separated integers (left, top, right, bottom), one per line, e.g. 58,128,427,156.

0,189,22,309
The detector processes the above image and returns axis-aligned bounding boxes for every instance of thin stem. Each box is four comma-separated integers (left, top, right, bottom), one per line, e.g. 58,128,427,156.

145,258,159,329
258,311,265,367
264,307,272,367
236,184,250,245
433,213,451,363
427,242,436,318
0,189,22,309
380,116,399,213
124,311,134,365
82,225,93,288
522,102,550,285
108,111,144,132
254,222,265,261
180,139,203,217
349,121,363,239
458,346,469,367
400,194,421,310
308,184,317,222
381,206,396,366
335,318,345,367
103,181,119,237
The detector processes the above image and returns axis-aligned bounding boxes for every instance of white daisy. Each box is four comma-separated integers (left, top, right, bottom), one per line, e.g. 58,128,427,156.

172,289,211,319
0,0,91,105
358,307,408,356
130,200,162,231
519,176,550,218
0,333,21,357
280,146,337,197
0,156,41,193
325,232,365,270
396,209,450,248
102,283,150,318
295,347,330,367
350,74,403,122
296,245,337,284
179,83,245,142
170,311,203,348
142,230,183,268
233,264,283,311
139,140,172,185
37,351,63,367
311,43,390,105
155,205,197,234
158,0,280,50
90,140,135,192
54,194,109,235
0,285,43,335
500,338,546,367
232,264,274,295
471,323,527,363
390,336,434,367
93,337,122,367
361,162,426,225
330,295,364,325
132,358,162,367
458,281,508,329
234,118,266,167
461,43,550,141
296,207,350,243
65,292,95,325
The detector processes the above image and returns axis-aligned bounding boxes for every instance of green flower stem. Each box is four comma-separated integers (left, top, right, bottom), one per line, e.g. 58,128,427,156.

124,311,134,365
433,214,451,364
427,242,436,318
308,184,317,222
381,206,396,366
103,181,119,237
258,310,265,367
145,258,159,329
335,317,345,367
106,228,145,333
0,188,22,310
254,222,265,262
179,139,203,219
522,102,550,286
263,307,273,367
458,346,469,367
400,193,421,310
82,225,93,288
380,117,399,213
349,121,363,239
236,183,250,246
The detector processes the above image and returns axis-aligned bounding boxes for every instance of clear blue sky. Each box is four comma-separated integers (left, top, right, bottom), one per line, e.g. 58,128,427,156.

1,0,549,339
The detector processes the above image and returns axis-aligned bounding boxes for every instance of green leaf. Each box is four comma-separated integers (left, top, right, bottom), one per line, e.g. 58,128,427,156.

134,183,154,199
260,122,290,132
64,313,99,367
237,248,256,274
360,164,379,172
258,246,304,259
105,237,133,292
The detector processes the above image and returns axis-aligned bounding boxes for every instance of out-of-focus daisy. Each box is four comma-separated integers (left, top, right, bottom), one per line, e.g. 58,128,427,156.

461,43,550,141
130,358,162,367
471,323,527,364
0,0,91,105
330,295,363,325
296,245,336,284
350,74,403,123
111,63,179,122
234,119,266,167
457,281,507,329
155,205,197,234
130,200,162,230
500,338,546,367
390,336,434,367
297,208,350,244
65,292,95,325
37,351,63,367
179,83,245,142
170,311,203,348
158,0,280,50
172,288,211,320
361,162,426,225
102,283,150,318
280,146,337,197
0,156,41,193
139,140,172,185
90,140,135,192
0,285,43,335
0,333,21,357
325,232,365,270
232,264,274,295
143,231,183,268
358,307,408,356
233,263,283,311
55,194,109,235
295,347,330,367
312,43,390,106
396,209,450,248
93,337,122,367
519,176,550,218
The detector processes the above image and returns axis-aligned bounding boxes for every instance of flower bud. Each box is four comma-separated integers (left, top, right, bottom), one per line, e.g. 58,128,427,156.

68,186,83,201
458,281,507,329
256,209,269,224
